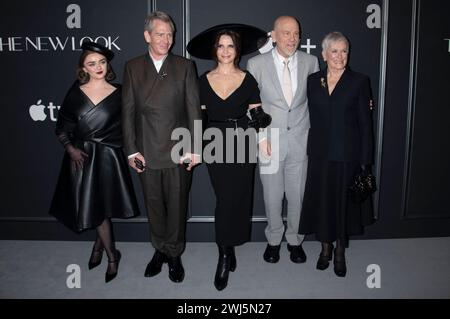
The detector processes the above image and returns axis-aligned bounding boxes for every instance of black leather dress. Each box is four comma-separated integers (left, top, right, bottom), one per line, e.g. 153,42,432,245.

49,82,140,232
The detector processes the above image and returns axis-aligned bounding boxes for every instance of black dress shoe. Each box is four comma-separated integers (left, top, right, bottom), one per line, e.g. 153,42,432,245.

105,250,121,283
333,249,347,277
88,248,104,270
168,256,185,283
263,244,280,263
144,250,167,277
287,244,307,263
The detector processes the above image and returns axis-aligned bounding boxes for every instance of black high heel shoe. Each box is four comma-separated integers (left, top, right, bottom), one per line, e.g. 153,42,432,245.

88,248,104,270
105,250,121,283
316,247,333,271
333,248,347,277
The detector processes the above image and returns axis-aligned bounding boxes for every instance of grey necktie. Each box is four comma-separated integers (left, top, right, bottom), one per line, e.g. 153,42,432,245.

282,59,293,106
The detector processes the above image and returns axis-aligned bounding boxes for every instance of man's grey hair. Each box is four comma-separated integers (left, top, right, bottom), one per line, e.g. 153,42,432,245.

144,11,175,33
321,31,349,51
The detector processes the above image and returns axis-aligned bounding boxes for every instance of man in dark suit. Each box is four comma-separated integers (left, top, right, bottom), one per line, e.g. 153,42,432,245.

122,11,201,283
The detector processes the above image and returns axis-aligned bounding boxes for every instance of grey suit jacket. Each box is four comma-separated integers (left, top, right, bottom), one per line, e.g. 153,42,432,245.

247,49,319,162
122,53,201,169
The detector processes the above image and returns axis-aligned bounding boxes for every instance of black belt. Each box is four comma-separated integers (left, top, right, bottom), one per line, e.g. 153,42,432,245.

209,116,247,130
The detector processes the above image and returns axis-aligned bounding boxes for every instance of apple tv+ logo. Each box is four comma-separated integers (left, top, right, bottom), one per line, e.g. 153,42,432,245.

29,99,60,122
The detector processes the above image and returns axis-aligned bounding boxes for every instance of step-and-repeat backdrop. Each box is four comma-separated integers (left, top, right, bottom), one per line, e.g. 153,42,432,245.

0,0,383,226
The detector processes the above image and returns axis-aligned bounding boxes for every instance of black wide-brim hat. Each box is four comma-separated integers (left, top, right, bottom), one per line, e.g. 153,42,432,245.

187,23,268,60
81,41,114,61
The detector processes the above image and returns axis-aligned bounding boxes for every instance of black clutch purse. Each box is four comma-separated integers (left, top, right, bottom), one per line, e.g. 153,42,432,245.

348,167,377,203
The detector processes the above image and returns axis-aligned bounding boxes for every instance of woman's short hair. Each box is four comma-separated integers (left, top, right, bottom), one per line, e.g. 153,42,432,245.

321,31,350,52
211,30,242,67
76,50,116,84
144,11,175,33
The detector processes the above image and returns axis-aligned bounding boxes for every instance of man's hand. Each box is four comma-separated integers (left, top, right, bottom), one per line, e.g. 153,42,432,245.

258,139,272,159
129,153,146,173
180,153,201,171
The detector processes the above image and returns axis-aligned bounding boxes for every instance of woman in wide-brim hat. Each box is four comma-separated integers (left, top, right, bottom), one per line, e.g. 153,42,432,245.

187,24,271,291
49,41,140,283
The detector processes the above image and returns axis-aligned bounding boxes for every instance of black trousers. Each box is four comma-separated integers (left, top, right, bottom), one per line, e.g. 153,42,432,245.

139,165,192,257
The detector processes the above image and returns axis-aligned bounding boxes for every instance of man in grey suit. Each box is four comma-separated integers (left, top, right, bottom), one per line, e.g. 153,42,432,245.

247,16,319,264
122,11,201,282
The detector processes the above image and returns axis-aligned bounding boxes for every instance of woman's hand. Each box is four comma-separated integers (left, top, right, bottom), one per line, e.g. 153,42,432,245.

66,144,88,170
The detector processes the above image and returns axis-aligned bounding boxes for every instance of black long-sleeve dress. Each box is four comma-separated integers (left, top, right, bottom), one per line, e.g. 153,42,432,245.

49,82,140,232
199,71,260,246
299,68,375,243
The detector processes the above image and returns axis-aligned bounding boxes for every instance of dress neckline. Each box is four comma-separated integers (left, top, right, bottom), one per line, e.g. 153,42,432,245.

205,71,248,101
79,85,118,107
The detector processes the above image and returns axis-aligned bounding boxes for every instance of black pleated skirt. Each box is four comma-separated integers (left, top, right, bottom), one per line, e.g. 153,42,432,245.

49,141,140,233
299,159,375,242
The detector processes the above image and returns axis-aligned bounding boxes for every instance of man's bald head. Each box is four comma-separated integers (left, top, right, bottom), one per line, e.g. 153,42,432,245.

273,16,301,35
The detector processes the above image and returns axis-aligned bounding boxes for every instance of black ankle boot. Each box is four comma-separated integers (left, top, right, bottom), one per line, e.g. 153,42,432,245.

214,245,235,291
229,247,236,272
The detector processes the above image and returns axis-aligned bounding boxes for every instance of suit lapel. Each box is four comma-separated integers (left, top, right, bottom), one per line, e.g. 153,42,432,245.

292,52,305,104
159,53,171,78
330,67,351,97
316,69,329,99
144,53,171,104
144,53,159,88
265,51,287,107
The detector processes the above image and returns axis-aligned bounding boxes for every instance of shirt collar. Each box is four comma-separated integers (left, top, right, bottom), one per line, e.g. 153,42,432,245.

272,48,296,64
148,52,168,65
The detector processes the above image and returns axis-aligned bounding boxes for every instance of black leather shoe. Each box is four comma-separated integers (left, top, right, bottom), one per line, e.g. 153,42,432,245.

214,246,236,291
144,250,167,277
168,256,185,283
287,244,307,263
333,249,347,277
88,248,104,270
105,250,121,283
263,244,280,263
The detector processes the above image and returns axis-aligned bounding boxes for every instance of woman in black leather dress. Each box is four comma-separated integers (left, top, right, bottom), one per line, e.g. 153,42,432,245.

49,42,140,283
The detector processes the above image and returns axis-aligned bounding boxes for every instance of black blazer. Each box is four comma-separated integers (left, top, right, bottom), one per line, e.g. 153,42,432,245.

306,68,374,164
122,53,201,169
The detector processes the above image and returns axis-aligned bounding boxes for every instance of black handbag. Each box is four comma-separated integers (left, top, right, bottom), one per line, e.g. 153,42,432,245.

348,167,377,203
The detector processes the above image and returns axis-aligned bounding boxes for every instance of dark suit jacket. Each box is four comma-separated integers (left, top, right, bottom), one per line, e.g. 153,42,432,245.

122,53,201,169
306,68,374,164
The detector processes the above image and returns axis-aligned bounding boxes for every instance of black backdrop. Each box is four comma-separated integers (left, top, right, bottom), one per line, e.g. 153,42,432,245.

1,0,449,241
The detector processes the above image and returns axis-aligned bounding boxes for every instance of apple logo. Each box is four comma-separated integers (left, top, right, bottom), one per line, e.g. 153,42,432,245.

29,99,47,121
